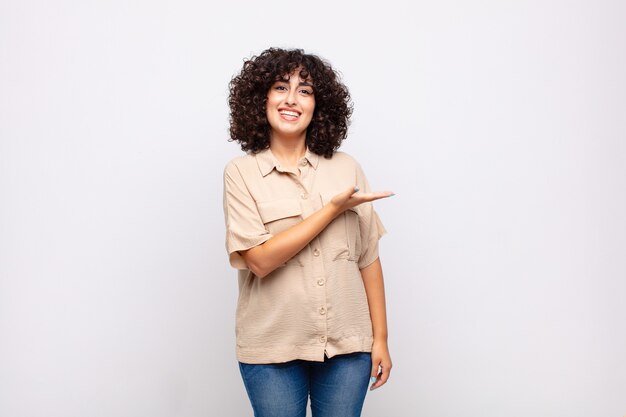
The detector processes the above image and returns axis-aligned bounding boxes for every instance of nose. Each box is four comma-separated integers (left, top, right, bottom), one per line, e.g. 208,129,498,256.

285,88,298,106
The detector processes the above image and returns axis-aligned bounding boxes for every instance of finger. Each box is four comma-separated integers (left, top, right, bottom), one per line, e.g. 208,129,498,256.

370,364,391,390
370,360,379,380
341,185,360,199
369,355,380,390
354,191,395,202
369,371,382,390
379,363,391,384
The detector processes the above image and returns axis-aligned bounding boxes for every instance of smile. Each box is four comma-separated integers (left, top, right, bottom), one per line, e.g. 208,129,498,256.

278,109,301,121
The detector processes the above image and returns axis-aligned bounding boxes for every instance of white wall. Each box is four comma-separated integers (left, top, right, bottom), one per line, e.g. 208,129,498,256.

1,1,624,416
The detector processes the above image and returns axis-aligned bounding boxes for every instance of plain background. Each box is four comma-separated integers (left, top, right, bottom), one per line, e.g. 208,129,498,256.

1,0,625,416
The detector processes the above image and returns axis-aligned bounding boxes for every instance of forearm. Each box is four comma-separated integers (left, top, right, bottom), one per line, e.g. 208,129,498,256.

241,203,340,278
360,257,389,342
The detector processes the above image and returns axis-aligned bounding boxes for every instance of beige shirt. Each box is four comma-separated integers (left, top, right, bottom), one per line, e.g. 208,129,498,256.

223,148,386,364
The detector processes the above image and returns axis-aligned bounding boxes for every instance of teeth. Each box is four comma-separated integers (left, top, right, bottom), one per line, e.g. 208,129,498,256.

279,110,299,117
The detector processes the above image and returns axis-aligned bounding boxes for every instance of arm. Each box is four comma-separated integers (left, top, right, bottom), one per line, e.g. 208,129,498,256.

240,202,339,278
361,257,393,390
240,187,394,278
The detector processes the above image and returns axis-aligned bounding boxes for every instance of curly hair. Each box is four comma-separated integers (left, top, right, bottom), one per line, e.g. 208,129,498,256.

228,48,353,158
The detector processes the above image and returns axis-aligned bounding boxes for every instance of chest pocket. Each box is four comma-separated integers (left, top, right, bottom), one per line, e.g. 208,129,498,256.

320,193,362,262
257,198,304,266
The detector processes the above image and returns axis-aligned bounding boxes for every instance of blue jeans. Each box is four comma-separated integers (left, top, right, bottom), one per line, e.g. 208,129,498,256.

238,352,372,417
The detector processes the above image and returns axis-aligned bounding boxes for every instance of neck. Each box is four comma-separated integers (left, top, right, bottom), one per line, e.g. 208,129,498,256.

269,136,306,169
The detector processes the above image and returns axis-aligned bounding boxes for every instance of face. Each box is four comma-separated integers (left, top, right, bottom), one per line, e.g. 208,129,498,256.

265,68,315,141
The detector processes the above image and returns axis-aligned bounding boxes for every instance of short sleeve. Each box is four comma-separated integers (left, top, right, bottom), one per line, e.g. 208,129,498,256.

354,162,387,269
223,162,272,270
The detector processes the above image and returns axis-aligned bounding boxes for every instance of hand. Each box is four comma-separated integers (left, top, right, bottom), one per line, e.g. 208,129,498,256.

330,186,394,214
369,339,392,391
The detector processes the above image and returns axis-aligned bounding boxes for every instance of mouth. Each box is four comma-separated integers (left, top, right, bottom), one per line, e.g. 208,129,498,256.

278,108,301,121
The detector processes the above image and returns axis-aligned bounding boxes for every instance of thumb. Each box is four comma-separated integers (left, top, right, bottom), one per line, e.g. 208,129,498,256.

339,185,359,200
331,185,360,208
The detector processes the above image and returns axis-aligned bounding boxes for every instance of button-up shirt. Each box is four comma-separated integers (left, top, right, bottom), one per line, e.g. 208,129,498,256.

223,148,386,364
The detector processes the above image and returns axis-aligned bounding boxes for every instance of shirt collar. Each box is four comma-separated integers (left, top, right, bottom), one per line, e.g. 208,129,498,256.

256,147,320,177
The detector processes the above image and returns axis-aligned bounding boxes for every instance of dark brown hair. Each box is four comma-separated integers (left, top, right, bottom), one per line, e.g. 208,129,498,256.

228,48,353,158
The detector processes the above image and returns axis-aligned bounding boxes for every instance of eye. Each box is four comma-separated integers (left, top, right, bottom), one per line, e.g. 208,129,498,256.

274,85,287,91
299,89,313,95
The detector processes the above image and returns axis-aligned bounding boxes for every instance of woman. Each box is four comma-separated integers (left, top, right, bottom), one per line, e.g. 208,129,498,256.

223,47,393,417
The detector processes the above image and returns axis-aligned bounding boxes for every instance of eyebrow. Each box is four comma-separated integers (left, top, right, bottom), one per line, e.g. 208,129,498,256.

275,79,314,88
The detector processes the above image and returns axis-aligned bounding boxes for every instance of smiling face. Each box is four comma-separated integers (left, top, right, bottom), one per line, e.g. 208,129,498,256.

265,68,315,142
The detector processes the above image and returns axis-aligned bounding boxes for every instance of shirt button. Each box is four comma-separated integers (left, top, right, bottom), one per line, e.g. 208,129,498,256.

313,248,320,257
319,335,326,343
317,278,325,286
300,193,309,199
300,159,307,166
319,307,326,315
